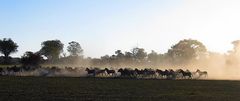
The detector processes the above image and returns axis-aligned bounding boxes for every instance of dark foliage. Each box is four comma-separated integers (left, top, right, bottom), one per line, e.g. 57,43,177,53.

20,51,43,66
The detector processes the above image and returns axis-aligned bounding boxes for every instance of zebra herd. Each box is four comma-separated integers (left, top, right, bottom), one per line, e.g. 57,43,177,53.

0,65,208,79
85,68,208,79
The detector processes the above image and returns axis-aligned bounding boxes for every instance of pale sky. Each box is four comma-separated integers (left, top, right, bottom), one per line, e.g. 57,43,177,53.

0,0,240,58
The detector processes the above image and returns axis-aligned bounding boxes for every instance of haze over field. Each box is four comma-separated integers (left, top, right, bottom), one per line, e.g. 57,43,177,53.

1,0,240,80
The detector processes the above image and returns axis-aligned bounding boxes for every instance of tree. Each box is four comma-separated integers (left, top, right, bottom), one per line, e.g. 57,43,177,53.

67,41,83,57
131,47,147,63
0,38,18,64
114,50,124,65
167,39,207,64
115,50,124,58
124,52,133,60
40,40,63,62
21,51,42,66
124,51,134,66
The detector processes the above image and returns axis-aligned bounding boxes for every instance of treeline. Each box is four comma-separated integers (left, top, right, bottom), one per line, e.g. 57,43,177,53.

92,39,208,67
0,38,239,68
0,38,86,66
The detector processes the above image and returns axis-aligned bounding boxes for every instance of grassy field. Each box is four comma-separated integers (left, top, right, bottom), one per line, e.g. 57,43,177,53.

0,77,239,101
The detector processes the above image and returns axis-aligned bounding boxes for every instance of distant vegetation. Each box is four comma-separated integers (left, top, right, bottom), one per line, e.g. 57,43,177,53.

0,38,239,69
0,38,18,64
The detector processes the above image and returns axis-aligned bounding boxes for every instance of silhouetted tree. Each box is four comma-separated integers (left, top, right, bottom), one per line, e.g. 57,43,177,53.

114,50,124,65
0,38,18,64
110,55,118,66
124,51,134,65
67,41,83,57
131,47,147,63
124,52,133,59
21,51,42,66
115,50,124,58
40,40,63,63
167,39,207,64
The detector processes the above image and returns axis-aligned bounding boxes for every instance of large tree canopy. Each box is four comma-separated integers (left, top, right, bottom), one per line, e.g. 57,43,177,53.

40,40,64,61
21,51,42,66
131,47,147,62
115,50,124,62
167,39,207,64
0,38,18,63
67,41,83,57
